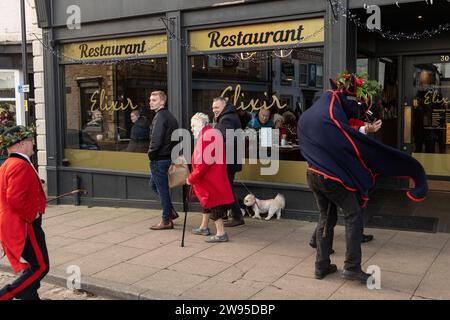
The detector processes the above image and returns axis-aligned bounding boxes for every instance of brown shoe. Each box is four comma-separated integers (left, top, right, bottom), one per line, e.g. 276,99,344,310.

150,220,174,230
170,208,179,220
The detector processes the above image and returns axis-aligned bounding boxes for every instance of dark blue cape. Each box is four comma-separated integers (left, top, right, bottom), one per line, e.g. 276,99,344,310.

298,90,428,204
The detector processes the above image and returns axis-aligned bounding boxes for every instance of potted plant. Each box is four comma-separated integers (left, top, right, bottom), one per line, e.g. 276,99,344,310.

0,102,16,166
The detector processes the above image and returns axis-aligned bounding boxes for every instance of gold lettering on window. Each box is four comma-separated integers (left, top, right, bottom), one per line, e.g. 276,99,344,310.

424,90,449,106
90,89,137,113
221,84,287,111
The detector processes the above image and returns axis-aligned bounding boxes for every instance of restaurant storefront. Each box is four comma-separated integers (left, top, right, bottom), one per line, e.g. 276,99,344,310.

36,0,450,232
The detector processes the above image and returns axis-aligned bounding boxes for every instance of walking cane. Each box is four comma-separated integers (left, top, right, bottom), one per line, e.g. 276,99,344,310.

181,184,191,247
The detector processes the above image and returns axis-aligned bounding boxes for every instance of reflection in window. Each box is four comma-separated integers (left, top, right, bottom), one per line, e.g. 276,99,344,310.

0,72,16,99
412,61,450,154
64,58,167,156
0,71,18,133
191,47,323,162
299,64,308,86
0,102,16,133
357,58,369,75
377,57,399,148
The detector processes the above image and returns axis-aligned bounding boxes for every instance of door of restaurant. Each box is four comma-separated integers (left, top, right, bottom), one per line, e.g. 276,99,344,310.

403,54,450,188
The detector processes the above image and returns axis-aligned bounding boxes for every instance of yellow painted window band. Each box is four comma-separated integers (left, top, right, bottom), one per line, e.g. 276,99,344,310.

64,149,309,184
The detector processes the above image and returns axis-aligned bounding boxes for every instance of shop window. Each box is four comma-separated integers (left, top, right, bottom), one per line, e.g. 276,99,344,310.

357,58,369,74
191,47,324,182
377,57,399,148
411,59,450,155
316,64,323,87
0,70,21,130
308,64,316,87
299,63,308,86
0,71,16,99
281,61,295,86
63,58,167,172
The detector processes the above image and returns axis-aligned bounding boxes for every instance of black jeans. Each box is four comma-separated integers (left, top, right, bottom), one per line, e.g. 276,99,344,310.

310,211,366,248
0,215,49,300
307,171,363,273
227,172,244,221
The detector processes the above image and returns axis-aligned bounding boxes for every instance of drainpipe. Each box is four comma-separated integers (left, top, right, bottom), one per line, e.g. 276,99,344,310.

20,0,29,126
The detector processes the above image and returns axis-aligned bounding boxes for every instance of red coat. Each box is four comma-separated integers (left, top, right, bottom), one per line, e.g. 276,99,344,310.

0,155,46,272
188,125,234,209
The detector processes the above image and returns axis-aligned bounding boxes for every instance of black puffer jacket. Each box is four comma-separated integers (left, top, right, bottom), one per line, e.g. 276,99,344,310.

148,108,179,161
127,117,150,153
215,103,243,174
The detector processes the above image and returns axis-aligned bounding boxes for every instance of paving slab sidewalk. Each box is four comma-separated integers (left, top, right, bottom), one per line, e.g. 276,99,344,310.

1,205,449,300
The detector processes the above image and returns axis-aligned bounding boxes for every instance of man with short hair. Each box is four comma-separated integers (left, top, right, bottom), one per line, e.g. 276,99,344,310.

212,97,245,227
0,126,49,300
247,108,274,129
148,91,179,230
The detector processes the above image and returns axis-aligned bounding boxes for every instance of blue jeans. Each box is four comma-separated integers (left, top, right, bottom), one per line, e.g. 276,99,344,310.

149,159,173,222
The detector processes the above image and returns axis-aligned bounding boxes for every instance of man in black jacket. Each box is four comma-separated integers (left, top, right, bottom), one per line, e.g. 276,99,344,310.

212,97,245,227
148,91,179,230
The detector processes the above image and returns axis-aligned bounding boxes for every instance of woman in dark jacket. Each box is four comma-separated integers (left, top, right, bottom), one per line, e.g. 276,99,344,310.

126,110,150,152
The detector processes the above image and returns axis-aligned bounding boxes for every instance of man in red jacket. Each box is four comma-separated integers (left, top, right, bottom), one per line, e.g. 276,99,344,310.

0,126,49,300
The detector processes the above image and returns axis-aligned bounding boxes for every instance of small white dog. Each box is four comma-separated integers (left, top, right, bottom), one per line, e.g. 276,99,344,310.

243,193,285,220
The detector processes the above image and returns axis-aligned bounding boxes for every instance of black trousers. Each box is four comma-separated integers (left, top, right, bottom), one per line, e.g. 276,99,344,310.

0,215,49,300
310,212,366,248
227,172,244,221
306,171,363,273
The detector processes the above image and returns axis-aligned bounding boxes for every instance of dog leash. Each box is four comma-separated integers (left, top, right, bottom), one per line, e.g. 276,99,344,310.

239,181,261,211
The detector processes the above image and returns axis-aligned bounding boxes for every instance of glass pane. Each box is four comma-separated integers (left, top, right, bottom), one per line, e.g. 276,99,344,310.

412,61,450,155
357,58,368,74
299,63,308,86
0,72,16,99
280,61,295,86
64,58,167,172
191,47,324,168
0,101,17,133
378,57,399,148
316,64,323,87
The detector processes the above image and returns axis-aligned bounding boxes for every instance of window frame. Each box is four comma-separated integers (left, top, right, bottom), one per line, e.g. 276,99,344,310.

0,69,25,126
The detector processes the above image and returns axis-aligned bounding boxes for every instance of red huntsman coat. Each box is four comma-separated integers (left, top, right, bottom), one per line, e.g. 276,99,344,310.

0,155,46,273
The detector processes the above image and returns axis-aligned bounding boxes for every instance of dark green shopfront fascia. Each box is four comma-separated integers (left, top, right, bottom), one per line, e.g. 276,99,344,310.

35,0,450,232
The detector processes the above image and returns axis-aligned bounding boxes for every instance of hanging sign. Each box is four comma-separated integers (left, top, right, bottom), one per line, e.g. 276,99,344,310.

189,18,324,53
18,84,30,93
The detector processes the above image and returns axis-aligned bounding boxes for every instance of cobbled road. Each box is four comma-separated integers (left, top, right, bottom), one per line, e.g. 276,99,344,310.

0,271,111,300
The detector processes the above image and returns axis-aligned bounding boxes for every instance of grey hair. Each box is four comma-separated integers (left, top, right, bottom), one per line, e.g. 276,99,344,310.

191,112,209,126
273,113,284,124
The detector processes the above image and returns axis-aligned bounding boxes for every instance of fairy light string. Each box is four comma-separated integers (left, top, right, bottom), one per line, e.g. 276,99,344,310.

28,1,450,65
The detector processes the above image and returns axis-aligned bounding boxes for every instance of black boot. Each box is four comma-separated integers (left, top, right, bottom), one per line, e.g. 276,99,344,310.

342,269,371,284
315,264,337,280
361,234,374,243
224,218,245,227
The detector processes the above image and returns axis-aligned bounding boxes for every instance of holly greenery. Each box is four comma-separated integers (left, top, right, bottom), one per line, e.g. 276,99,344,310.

0,125,36,149
336,71,382,104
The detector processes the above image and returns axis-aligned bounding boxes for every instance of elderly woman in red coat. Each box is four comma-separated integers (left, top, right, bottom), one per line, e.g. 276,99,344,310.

187,113,235,243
